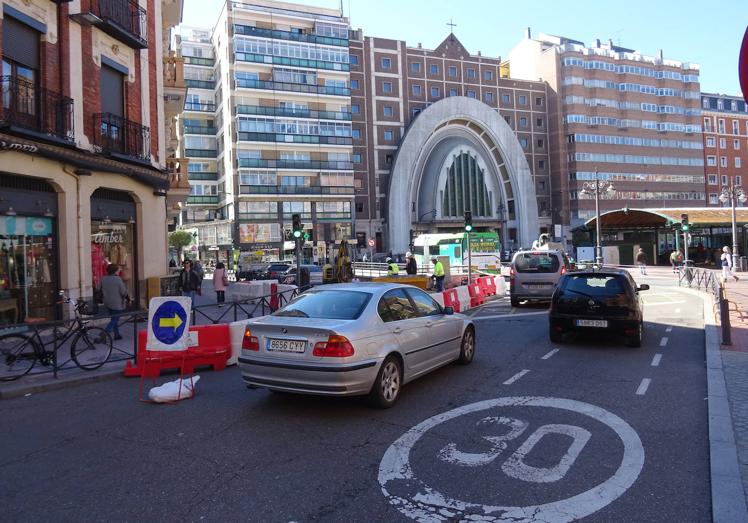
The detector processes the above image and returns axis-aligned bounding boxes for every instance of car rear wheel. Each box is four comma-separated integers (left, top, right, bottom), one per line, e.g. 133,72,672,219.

367,355,402,409
625,322,643,348
457,327,475,364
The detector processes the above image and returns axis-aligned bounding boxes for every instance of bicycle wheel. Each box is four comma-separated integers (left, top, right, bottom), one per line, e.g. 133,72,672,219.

0,334,38,381
71,328,112,370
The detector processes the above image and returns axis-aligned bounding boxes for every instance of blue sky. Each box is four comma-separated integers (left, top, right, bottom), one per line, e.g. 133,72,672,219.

182,0,746,95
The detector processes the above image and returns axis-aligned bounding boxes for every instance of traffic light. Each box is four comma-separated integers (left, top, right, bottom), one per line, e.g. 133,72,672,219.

681,213,690,232
464,211,473,232
292,213,302,239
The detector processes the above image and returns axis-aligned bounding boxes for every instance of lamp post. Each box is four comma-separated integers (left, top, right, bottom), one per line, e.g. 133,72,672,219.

497,202,506,259
580,168,615,266
719,181,747,271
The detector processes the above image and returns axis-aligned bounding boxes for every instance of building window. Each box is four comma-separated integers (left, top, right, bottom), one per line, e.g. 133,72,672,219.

449,88,458,97
381,57,391,70
737,175,743,186
518,95,527,105
720,138,726,149
467,68,476,79
721,156,728,168
441,152,492,217
735,139,741,150
383,105,393,117
501,94,510,104
411,62,421,73
734,120,740,135
708,174,718,185
385,154,393,165
706,136,715,147
718,119,725,133
707,155,717,166
382,81,392,94
520,138,528,149
704,117,713,132
539,160,546,171
430,64,439,74
351,104,360,114
736,157,742,168
484,92,494,103
519,116,528,127
710,193,718,204
467,90,476,98
431,86,440,98
350,79,359,89
448,66,457,77
384,130,393,141
535,97,543,106
722,175,728,185
718,99,724,110
702,98,710,109
412,84,422,96
536,117,544,128
484,70,493,81
537,138,544,148
353,153,361,163
352,128,361,139
349,54,358,65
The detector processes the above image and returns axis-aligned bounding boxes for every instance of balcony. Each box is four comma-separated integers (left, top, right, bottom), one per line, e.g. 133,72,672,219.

184,56,215,67
237,131,352,146
187,195,218,205
235,52,349,72
236,105,351,121
240,185,354,195
238,158,353,170
183,125,217,135
79,0,148,50
166,157,190,220
236,78,349,97
185,79,215,90
233,24,348,48
93,113,150,162
184,101,216,112
184,148,218,158
0,76,74,144
188,171,218,181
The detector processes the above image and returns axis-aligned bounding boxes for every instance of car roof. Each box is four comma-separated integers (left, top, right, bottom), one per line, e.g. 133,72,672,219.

312,282,418,295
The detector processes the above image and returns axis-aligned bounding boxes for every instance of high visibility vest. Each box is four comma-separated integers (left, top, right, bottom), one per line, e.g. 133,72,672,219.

388,262,399,276
433,261,445,277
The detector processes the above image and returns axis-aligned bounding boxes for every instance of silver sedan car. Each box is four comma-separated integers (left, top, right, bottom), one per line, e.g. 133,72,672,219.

237,282,475,408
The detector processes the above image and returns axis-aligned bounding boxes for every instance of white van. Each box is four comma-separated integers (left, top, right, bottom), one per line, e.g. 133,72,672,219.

510,250,570,307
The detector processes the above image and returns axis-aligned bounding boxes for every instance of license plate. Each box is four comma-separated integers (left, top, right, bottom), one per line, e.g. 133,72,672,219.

267,338,306,353
575,319,608,328
525,283,550,289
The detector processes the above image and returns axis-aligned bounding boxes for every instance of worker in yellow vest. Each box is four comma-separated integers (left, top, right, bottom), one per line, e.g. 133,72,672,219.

431,257,445,291
386,257,400,276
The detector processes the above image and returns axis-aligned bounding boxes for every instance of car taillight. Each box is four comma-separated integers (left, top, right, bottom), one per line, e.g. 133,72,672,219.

561,266,567,276
242,327,259,351
510,267,515,277
313,335,355,357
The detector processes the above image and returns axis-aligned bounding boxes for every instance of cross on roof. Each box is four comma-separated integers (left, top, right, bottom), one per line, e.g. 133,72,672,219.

447,19,457,33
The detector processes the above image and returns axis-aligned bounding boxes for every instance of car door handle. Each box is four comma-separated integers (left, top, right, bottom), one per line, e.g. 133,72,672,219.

392,327,402,334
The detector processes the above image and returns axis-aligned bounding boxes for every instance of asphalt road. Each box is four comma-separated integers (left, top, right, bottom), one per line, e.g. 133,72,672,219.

0,276,710,522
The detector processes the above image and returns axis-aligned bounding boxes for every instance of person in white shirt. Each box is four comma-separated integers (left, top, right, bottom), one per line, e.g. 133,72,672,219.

721,246,740,282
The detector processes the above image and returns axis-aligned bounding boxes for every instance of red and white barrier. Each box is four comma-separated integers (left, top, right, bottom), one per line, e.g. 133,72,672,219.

455,286,471,312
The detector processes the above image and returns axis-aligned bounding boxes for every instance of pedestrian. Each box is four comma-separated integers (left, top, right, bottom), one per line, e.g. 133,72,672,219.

405,252,418,275
212,262,229,307
721,246,740,282
669,249,683,273
432,256,445,292
98,263,129,341
635,248,647,275
178,259,202,304
386,257,399,276
169,258,177,268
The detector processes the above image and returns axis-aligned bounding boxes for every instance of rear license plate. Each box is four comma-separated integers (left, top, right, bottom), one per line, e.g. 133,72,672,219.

267,338,306,353
575,319,608,328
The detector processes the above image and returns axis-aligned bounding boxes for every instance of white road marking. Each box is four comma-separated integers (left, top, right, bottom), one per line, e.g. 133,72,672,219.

379,397,645,522
541,349,559,360
659,337,669,347
636,378,651,395
675,308,681,314
473,311,548,320
666,326,672,333
643,300,686,306
651,354,662,367
503,369,530,385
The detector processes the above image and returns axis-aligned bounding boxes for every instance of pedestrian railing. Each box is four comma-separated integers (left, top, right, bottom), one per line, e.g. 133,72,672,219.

0,286,306,382
678,266,731,345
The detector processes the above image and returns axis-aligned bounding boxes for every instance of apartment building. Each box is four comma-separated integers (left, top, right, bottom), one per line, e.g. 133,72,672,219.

0,0,183,325
701,93,748,206
509,29,705,231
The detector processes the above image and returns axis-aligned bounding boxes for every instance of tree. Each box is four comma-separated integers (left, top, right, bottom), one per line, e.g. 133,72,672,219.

169,230,194,261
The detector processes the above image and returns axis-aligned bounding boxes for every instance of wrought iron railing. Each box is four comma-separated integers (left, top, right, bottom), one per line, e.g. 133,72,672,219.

93,113,150,162
0,76,74,142
89,0,148,49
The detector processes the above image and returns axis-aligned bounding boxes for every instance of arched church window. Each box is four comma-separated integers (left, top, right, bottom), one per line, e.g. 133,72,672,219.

441,152,492,217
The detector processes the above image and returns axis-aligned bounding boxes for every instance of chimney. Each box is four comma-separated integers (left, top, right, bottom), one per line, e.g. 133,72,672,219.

524,27,531,39
595,38,600,48
608,38,614,48
417,42,422,48
657,49,663,60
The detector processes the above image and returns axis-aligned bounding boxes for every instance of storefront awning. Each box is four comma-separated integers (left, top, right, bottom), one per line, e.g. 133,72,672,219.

583,208,748,230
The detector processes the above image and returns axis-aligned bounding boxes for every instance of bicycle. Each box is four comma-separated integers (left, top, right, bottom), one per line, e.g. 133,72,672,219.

0,292,113,381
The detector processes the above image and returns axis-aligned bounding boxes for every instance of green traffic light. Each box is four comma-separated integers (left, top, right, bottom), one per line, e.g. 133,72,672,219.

293,230,302,238
465,225,473,232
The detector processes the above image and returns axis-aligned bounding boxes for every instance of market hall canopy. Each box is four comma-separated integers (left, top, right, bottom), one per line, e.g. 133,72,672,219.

583,208,748,230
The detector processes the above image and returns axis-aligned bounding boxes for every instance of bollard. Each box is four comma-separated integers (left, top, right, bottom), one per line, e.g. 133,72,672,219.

719,287,732,346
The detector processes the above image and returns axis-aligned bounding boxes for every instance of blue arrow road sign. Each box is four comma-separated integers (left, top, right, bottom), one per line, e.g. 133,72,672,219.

151,300,188,345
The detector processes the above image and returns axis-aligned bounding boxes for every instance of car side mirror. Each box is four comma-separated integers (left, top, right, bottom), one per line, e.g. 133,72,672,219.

638,284,650,292
442,306,454,315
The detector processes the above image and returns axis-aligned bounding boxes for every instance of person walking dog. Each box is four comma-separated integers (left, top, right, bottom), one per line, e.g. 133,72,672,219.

721,246,740,282
212,262,229,306
99,263,129,341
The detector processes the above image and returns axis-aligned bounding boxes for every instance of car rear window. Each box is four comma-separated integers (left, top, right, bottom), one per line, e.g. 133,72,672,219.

561,274,628,296
514,253,560,273
273,290,371,320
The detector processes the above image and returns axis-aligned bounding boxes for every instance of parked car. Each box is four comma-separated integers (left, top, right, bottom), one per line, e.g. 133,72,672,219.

282,265,324,286
236,263,267,281
548,268,648,347
510,250,571,307
261,262,294,282
237,283,475,408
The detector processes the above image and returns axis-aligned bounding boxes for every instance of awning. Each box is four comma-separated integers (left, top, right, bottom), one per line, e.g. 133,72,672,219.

583,208,748,230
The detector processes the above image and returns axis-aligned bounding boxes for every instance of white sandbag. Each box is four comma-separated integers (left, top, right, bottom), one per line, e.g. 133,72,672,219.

148,375,200,402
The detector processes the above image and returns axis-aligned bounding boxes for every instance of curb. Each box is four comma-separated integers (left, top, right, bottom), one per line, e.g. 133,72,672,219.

675,286,748,522
0,365,124,400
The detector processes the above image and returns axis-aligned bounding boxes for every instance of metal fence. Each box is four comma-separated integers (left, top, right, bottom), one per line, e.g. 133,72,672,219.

678,265,731,345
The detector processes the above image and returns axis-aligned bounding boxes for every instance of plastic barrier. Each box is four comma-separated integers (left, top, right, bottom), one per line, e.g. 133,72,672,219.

432,292,445,308
455,286,472,312
494,275,507,296
124,324,231,378
443,288,461,312
477,276,496,297
467,282,485,307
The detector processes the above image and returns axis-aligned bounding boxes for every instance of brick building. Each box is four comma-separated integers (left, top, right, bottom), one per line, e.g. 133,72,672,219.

0,0,183,325
701,93,748,207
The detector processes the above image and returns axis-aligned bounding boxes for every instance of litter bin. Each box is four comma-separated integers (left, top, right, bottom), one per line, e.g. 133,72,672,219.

740,256,747,272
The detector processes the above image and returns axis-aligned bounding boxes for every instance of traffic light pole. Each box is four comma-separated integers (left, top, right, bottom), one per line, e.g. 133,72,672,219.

683,228,689,265
296,238,301,287
467,231,473,285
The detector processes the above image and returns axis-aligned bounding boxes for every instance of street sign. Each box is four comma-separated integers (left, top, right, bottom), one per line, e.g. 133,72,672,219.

368,238,376,247
147,296,192,351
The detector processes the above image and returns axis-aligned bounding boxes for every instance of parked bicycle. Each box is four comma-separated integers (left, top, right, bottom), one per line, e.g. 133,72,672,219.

0,292,113,381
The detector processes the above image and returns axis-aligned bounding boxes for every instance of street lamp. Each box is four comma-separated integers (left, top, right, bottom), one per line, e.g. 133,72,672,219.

497,202,506,258
719,182,747,271
580,168,615,266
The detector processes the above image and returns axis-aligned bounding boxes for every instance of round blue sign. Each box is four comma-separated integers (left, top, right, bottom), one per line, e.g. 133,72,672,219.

151,300,188,345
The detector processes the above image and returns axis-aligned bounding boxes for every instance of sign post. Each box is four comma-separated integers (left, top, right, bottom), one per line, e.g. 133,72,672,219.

147,297,192,351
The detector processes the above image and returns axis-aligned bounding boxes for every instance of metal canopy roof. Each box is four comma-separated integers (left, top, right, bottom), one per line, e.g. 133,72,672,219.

582,208,748,229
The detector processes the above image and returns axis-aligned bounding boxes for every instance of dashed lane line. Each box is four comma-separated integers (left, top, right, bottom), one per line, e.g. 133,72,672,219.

651,354,662,367
503,369,530,385
675,308,681,314
541,348,559,360
660,337,669,347
636,378,652,396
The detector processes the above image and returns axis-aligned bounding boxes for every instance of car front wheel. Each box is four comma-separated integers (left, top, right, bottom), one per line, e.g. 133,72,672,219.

367,355,402,408
457,327,475,364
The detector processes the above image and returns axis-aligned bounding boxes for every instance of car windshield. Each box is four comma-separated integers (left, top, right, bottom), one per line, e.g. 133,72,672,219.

515,253,560,273
562,274,627,297
273,290,372,320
